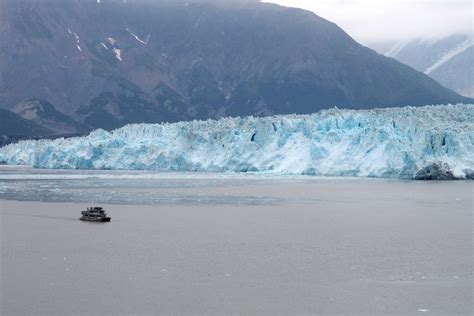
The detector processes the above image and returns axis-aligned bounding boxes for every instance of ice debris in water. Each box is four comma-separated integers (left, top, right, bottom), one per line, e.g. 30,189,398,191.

0,104,472,180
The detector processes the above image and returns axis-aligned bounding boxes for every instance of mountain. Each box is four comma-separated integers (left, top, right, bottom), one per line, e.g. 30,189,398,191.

0,108,53,137
1,104,472,180
0,0,470,132
0,100,87,146
12,99,89,134
371,34,474,98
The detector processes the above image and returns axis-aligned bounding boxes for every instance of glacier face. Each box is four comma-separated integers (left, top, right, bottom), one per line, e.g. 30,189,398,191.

0,104,473,179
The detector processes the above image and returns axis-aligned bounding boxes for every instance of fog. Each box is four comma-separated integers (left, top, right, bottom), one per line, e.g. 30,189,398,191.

263,0,473,44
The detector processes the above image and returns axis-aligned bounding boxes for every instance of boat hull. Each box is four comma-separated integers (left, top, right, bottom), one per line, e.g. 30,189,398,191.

80,217,111,222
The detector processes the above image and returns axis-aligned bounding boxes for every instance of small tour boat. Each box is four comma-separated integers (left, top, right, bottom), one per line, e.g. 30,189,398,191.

80,206,111,222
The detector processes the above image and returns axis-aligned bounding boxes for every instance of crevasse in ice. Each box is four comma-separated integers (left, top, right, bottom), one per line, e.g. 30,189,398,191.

1,104,473,179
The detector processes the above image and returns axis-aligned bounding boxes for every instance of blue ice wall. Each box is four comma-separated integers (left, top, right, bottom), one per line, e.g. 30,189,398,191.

1,104,473,179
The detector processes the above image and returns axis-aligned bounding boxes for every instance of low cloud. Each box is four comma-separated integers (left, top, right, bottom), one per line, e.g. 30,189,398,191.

263,0,473,44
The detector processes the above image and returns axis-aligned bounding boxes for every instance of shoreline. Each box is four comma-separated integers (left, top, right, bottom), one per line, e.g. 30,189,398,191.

0,164,471,181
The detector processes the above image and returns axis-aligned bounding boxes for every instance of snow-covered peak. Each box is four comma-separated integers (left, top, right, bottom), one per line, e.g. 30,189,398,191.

374,34,474,98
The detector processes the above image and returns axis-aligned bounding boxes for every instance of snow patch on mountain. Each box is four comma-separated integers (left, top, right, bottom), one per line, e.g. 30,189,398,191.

0,104,472,180
107,37,117,45
68,30,82,52
425,37,473,74
126,28,150,45
113,48,122,61
386,41,408,58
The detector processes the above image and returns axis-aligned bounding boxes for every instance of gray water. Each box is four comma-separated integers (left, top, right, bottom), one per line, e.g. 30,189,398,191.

1,166,473,315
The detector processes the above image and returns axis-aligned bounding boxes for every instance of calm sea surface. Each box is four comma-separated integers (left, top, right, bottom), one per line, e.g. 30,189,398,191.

1,166,472,315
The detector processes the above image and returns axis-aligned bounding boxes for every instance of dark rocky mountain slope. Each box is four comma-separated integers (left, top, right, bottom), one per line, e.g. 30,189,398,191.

12,99,89,134
0,0,470,132
0,108,53,137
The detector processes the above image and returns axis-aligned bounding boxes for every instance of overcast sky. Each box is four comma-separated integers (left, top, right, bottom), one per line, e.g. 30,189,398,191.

263,0,473,44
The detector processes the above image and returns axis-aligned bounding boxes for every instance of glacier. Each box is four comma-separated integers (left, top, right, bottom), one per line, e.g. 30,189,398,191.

0,104,473,179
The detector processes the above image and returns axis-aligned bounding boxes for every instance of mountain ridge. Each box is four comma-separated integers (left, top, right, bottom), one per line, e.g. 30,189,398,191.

371,34,473,98
0,0,471,134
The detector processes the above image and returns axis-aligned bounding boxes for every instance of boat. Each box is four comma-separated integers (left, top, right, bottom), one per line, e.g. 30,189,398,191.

80,206,111,222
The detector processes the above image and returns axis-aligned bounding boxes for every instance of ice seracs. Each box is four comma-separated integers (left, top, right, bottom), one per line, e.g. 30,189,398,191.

0,104,472,180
